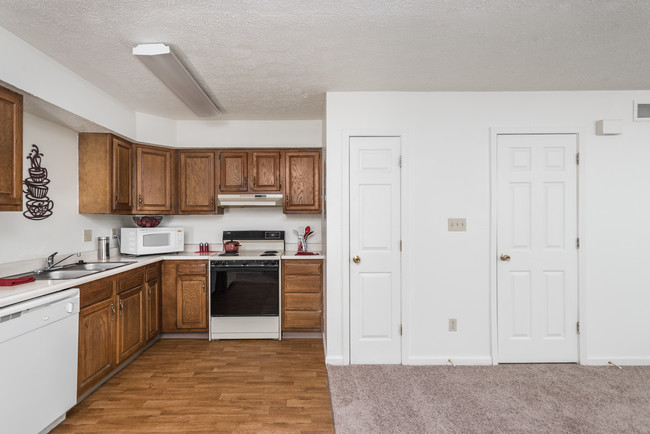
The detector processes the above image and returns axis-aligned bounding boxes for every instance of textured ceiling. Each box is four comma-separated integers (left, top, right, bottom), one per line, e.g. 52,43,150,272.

0,1,649,120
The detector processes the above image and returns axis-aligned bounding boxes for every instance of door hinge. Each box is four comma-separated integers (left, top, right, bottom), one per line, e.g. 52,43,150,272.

577,321,580,334
577,238,580,249
576,153,580,165
399,155,403,167
400,240,402,251
399,324,403,336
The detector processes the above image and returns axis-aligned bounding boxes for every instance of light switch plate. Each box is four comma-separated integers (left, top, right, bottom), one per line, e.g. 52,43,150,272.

111,228,117,236
448,218,467,231
83,229,92,242
449,318,457,332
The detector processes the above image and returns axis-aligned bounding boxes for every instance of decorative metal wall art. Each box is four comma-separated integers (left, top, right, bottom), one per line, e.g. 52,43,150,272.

23,144,54,220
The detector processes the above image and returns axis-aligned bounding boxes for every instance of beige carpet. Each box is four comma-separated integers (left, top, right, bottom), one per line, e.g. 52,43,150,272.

327,364,650,433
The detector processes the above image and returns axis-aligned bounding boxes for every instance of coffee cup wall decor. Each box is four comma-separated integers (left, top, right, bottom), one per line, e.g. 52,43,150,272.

23,144,54,220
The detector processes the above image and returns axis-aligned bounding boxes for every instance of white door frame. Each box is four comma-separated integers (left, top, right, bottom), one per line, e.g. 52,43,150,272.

489,127,587,365
341,130,408,365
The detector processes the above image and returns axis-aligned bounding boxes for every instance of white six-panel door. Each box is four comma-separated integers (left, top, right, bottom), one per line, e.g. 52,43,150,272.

497,134,579,363
349,136,402,364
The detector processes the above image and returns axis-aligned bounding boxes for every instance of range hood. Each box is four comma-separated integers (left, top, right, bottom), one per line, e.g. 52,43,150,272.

217,193,283,207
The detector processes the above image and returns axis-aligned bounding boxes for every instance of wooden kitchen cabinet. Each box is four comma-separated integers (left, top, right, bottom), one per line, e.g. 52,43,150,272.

135,145,174,214
219,151,248,192
145,264,162,341
77,277,116,397
282,260,323,331
79,133,134,214
284,150,321,213
117,284,146,364
0,86,23,212
178,150,220,214
162,260,209,332
218,150,282,193
116,269,146,364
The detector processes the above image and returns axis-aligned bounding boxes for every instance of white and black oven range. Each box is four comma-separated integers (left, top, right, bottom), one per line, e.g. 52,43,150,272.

209,230,284,340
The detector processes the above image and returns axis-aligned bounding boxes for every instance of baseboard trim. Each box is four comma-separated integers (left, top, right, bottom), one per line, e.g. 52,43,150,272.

582,357,650,366
405,356,493,366
326,355,345,365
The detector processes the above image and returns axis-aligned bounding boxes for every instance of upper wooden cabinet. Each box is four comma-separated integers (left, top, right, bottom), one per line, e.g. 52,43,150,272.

219,150,282,193
250,151,282,192
135,145,173,214
284,150,321,213
178,150,219,214
0,86,23,212
219,151,248,192
79,133,133,214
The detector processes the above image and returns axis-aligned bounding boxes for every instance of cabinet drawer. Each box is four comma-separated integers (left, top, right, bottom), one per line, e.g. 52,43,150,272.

79,278,114,309
145,265,160,282
284,293,321,310
284,310,322,330
284,274,322,292
177,262,207,275
284,261,322,275
117,269,145,293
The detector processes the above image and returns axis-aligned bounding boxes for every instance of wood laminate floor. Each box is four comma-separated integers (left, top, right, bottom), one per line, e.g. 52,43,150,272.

54,339,334,433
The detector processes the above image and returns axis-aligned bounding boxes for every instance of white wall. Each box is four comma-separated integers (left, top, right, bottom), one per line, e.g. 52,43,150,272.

326,91,650,366
0,26,137,139
0,113,126,265
175,120,322,148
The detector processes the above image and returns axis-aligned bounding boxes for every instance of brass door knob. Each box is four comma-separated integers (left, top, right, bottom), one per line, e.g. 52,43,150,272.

500,253,511,262
352,256,361,264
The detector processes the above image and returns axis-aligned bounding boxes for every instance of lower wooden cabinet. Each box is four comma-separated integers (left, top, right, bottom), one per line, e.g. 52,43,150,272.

116,284,146,364
145,264,161,341
77,265,153,398
162,260,209,332
77,296,115,397
282,260,323,331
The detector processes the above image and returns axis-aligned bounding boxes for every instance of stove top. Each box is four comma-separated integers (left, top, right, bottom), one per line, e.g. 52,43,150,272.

217,230,285,260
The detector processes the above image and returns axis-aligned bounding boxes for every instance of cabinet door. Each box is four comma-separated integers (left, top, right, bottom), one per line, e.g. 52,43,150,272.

176,274,208,329
78,298,116,397
219,151,248,192
250,151,281,192
0,86,23,212
117,284,145,364
284,151,321,213
112,137,133,212
136,146,173,213
146,278,161,341
179,151,216,213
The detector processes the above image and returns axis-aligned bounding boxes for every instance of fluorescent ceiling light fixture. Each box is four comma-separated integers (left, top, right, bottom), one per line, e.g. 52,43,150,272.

133,43,220,117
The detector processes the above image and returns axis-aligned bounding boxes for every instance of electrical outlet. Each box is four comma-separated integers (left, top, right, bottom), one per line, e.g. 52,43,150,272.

449,318,457,332
448,218,467,231
111,228,117,237
83,229,92,242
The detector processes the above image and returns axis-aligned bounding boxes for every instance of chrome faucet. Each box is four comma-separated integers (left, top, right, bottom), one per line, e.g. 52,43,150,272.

45,251,81,270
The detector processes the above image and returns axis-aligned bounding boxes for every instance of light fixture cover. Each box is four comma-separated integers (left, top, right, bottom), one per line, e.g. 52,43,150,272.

133,43,220,117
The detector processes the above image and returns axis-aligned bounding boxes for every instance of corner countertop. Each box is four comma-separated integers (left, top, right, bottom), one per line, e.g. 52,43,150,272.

0,252,214,309
281,251,325,260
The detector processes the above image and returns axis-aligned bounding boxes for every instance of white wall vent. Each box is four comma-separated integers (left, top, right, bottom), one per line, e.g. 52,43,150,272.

633,101,650,122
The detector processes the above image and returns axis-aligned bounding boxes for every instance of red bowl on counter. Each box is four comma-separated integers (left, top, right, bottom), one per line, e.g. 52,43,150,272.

133,216,162,227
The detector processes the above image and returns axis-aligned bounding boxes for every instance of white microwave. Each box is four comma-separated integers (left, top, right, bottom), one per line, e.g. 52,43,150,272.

120,227,184,256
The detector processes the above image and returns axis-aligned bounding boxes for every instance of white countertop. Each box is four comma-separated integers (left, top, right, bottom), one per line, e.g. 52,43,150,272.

281,250,324,259
1,249,325,308
0,251,212,309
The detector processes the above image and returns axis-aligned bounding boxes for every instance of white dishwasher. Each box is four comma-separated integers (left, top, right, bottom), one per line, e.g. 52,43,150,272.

0,288,80,434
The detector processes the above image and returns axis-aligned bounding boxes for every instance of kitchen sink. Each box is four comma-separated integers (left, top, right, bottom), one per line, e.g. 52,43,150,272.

63,261,135,271
8,261,135,280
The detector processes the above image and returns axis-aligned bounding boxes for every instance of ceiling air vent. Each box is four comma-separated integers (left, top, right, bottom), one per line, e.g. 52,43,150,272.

634,102,650,122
